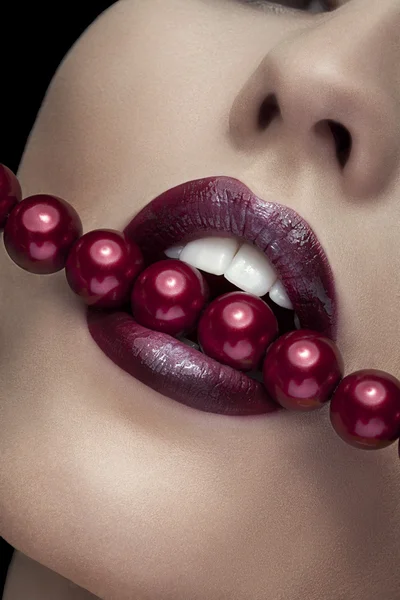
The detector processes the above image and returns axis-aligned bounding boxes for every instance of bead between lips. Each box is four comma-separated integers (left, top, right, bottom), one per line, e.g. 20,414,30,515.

2,164,400,456
164,234,298,316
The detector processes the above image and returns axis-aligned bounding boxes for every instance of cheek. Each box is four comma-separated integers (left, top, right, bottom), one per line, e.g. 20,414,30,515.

307,197,400,374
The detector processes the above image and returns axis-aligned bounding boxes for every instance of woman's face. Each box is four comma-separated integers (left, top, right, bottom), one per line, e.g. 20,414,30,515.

1,0,400,598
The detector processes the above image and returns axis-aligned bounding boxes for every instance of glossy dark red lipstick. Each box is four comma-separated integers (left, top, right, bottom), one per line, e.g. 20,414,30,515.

87,176,337,416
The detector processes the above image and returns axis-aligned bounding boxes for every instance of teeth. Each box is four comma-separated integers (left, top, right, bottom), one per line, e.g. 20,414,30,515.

164,237,295,308
177,336,200,350
268,279,293,310
224,243,277,297
294,314,301,330
179,237,239,276
165,245,184,259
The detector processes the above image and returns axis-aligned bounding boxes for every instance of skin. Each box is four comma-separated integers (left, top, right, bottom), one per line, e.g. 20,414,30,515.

1,0,400,598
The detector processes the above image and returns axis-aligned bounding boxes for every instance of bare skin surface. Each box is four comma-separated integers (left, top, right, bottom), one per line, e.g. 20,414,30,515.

1,1,400,599
4,552,98,600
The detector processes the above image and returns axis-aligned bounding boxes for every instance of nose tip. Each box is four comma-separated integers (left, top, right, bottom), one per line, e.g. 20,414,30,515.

263,47,400,198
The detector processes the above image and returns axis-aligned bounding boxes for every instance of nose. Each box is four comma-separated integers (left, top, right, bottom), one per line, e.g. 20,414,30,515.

231,0,400,199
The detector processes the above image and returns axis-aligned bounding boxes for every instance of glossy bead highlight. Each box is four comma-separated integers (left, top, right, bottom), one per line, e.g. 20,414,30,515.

0,164,22,230
262,329,344,410
330,370,400,449
65,229,144,308
198,292,278,371
131,259,209,336
3,194,83,274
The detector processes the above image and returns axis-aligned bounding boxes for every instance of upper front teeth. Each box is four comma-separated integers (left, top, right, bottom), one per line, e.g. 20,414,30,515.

179,237,239,275
165,236,293,310
224,243,277,297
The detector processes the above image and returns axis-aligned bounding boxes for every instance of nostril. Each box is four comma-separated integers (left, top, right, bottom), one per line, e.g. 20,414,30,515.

325,119,352,169
256,97,352,169
258,94,280,130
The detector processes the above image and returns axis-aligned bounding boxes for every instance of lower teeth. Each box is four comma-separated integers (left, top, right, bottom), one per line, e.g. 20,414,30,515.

177,336,200,351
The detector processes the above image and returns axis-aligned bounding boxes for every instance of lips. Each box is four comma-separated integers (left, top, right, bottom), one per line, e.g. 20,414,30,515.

87,176,337,416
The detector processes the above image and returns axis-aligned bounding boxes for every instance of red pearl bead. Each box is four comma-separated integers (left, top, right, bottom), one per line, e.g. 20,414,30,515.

330,370,400,450
65,229,144,308
131,259,209,336
262,329,344,410
0,164,22,230
3,194,82,274
198,291,278,371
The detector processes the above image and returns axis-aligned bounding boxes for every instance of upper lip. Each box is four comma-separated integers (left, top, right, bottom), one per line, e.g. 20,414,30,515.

124,176,337,340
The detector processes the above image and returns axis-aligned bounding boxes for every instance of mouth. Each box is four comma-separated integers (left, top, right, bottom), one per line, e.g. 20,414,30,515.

87,176,337,416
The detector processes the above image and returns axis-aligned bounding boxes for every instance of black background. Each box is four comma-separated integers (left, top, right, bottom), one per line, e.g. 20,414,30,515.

1,1,114,591
1,2,114,171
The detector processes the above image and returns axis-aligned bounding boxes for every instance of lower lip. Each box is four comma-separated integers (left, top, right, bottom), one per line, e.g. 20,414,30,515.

87,176,335,416
87,308,280,416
